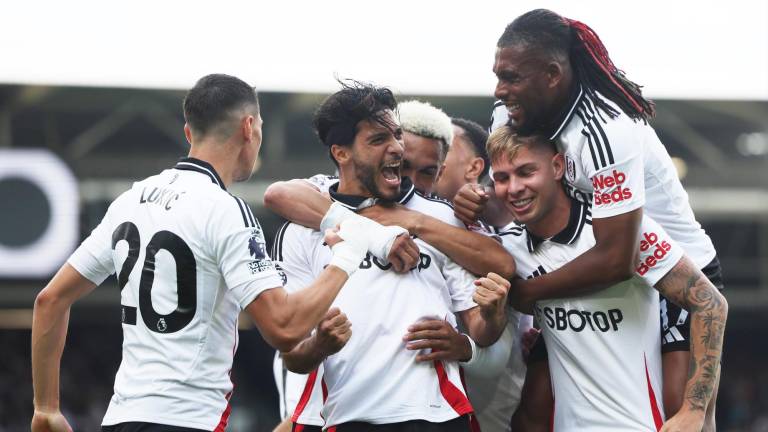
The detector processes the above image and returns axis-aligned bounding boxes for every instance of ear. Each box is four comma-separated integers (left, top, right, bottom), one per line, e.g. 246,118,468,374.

465,157,485,181
183,124,193,144
545,61,565,89
330,144,351,166
552,152,565,181
241,115,255,143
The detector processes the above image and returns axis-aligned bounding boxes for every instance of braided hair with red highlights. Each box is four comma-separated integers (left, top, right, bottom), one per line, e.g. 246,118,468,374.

498,9,655,122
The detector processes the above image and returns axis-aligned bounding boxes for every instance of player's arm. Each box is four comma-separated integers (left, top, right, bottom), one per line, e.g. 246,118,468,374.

510,352,554,432
264,179,419,273
32,264,98,432
282,307,351,374
512,209,641,313
655,255,727,431
263,179,330,230
457,273,510,347
360,204,516,279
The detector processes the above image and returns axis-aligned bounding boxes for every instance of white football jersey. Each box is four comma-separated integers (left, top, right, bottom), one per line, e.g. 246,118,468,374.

500,198,683,431
68,157,283,430
273,178,478,427
490,89,716,269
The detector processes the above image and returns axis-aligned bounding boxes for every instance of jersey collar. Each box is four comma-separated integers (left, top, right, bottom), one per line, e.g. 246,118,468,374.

547,84,584,141
524,198,590,252
173,157,226,190
328,177,416,211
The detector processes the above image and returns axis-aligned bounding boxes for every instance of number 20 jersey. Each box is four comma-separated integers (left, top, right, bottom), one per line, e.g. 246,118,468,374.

68,158,284,430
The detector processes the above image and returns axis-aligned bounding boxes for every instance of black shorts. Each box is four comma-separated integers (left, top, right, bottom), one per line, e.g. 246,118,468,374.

102,422,208,432
323,415,473,432
660,256,724,353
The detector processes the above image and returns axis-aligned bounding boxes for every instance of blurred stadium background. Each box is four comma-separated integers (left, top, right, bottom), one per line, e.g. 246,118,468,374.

1,1,766,431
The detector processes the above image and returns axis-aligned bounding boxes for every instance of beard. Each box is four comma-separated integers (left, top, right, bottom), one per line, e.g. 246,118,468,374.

353,155,398,201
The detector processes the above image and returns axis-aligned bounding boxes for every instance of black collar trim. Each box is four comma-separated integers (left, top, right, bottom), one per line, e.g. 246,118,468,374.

173,157,226,190
525,198,589,253
328,177,416,211
548,85,584,141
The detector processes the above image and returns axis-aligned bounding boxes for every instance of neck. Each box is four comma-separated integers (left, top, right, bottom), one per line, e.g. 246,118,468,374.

336,169,375,198
525,191,571,239
187,140,238,187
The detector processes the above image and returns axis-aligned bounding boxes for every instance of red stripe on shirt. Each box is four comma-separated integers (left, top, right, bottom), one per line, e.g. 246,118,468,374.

291,369,319,423
644,354,664,431
434,360,474,415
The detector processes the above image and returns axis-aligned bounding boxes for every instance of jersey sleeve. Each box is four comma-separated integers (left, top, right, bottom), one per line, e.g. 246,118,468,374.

634,215,684,286
304,173,339,194
210,196,284,310
442,257,479,313
67,204,118,285
271,222,317,294
580,117,646,218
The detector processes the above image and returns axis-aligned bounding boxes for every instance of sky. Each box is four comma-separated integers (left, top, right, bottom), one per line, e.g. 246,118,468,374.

2,0,767,99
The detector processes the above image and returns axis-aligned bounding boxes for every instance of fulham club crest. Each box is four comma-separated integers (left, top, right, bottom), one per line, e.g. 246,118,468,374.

565,155,577,183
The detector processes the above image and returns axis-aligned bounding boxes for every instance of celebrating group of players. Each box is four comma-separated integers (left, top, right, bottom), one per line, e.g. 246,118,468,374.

31,8,727,432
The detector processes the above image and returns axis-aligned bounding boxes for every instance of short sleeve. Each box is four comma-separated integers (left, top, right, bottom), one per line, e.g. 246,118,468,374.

634,215,684,286
211,196,284,309
304,173,339,194
68,210,116,285
580,118,646,218
442,257,479,313
271,222,318,294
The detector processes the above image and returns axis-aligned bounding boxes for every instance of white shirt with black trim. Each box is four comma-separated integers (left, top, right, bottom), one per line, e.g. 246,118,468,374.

501,198,684,431
491,90,716,269
462,221,532,432
272,177,478,428
68,157,284,430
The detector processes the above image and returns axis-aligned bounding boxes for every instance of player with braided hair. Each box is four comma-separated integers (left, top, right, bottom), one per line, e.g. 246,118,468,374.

454,9,723,431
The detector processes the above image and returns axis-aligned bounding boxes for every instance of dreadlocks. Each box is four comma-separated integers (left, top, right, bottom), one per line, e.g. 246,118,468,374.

498,9,655,122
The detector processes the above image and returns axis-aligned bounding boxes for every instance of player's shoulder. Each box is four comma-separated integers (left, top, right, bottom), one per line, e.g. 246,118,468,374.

304,173,339,193
271,220,322,262
496,221,527,250
409,191,463,227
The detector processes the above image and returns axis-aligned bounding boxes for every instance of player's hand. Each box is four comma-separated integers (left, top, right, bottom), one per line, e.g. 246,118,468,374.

403,319,472,362
453,183,489,226
385,234,420,273
324,227,343,248
31,410,73,432
473,272,510,322
313,307,352,357
660,407,705,432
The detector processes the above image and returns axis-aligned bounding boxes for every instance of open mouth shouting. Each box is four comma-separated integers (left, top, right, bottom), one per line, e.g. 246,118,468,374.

381,159,402,188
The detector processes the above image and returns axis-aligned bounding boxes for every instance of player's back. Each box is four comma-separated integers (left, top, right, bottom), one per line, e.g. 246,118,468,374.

70,158,282,430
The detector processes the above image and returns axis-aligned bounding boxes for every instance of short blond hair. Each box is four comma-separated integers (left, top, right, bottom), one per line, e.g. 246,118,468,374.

486,126,556,163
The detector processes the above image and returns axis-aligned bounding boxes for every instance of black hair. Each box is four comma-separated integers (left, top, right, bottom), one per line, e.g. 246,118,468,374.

183,74,259,137
313,79,398,166
498,9,654,122
451,118,490,180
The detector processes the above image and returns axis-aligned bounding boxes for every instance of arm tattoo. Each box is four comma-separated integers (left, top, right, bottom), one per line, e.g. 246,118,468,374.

656,256,728,412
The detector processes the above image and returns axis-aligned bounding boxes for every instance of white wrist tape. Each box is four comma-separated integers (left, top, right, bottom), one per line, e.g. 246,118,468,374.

320,202,355,233
328,241,363,276
322,202,408,260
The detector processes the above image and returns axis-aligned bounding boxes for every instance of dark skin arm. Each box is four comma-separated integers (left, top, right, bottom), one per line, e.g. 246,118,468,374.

510,359,553,432
511,209,642,313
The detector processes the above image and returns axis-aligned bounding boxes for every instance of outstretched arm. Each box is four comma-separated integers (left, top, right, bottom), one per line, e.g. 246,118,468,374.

656,256,727,432
32,264,98,432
